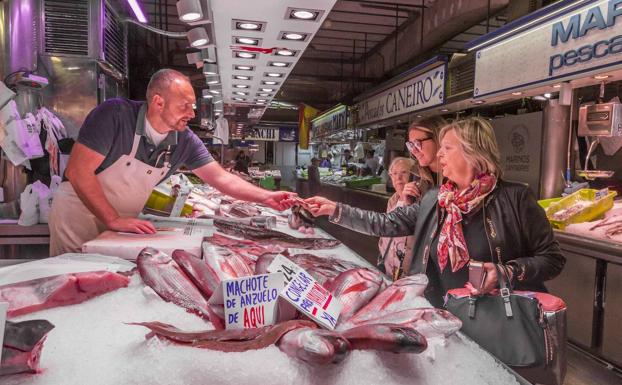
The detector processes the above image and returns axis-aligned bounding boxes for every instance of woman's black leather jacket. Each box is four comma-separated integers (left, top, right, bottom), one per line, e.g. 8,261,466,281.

330,180,566,306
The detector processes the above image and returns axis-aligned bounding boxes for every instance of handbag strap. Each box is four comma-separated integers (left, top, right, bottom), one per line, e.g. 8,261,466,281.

484,205,514,318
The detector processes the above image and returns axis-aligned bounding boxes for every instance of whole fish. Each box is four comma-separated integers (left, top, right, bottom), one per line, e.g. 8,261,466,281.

277,327,351,365
202,242,254,281
206,233,283,259
172,249,218,298
325,268,385,324
1,319,55,376
341,274,429,326
338,308,462,338
254,253,360,285
341,323,427,354
214,220,341,249
137,247,211,319
128,319,315,352
0,271,130,318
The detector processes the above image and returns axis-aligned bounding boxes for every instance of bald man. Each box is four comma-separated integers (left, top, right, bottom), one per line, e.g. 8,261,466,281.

48,68,296,255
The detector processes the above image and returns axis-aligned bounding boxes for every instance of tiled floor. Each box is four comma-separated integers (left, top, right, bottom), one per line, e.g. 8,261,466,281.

564,345,622,385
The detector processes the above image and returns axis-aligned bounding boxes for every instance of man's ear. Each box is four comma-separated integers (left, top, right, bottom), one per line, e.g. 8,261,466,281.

151,93,165,111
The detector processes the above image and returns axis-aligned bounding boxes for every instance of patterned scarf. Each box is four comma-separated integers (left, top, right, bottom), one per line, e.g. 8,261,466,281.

437,173,497,272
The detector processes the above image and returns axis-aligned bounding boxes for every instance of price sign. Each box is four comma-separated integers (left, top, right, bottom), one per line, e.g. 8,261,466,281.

222,273,284,330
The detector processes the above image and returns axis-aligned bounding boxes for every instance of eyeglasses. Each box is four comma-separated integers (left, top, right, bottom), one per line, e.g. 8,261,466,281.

388,171,410,178
405,137,433,153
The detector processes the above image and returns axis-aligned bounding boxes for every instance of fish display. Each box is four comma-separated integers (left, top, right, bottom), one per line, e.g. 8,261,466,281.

1,319,55,376
171,250,219,298
341,323,428,354
0,271,130,318
201,242,254,281
339,274,429,326
206,233,285,259
129,319,315,352
137,247,211,319
325,268,385,323
277,327,351,365
255,253,361,285
338,308,462,338
214,220,341,249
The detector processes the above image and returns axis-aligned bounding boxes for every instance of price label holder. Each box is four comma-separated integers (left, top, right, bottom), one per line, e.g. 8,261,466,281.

268,255,342,330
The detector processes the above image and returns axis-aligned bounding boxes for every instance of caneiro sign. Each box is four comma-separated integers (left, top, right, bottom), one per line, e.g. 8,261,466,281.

473,0,622,98
355,64,445,126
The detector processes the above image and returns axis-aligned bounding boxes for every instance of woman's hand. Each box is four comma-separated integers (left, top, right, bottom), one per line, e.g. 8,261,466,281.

304,196,337,217
401,182,421,203
466,262,499,295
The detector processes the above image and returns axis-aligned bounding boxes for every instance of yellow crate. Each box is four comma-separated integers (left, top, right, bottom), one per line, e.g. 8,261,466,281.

145,189,193,216
544,188,617,230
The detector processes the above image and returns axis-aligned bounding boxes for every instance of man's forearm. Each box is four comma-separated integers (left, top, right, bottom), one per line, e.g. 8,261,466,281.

69,173,120,226
209,171,270,203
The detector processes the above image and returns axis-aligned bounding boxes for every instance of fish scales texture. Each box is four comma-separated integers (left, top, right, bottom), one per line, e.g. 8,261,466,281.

341,274,429,326
214,221,340,249
172,250,219,298
1,319,55,376
137,248,211,319
338,308,462,338
201,242,254,281
0,271,130,318
326,268,384,323
341,323,427,354
129,320,315,352
277,327,351,365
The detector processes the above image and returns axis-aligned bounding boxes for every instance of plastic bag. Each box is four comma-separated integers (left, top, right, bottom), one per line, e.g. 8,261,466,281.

0,100,30,167
18,184,39,226
17,112,44,159
38,176,61,223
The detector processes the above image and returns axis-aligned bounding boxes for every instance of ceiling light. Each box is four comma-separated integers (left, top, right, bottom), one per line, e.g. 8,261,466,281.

234,75,251,80
594,74,610,80
281,32,306,41
511,91,523,96
235,65,253,71
176,0,202,22
290,9,318,20
206,76,220,85
234,91,247,95
256,99,266,102
533,95,547,101
275,49,295,56
233,97,245,101
261,88,274,92
234,20,264,31
235,37,259,45
416,115,423,118
472,100,484,104
209,90,220,94
262,81,277,85
256,102,265,105
235,51,256,59
440,108,449,112
187,27,209,47
203,63,218,75
544,93,552,98
127,0,147,23
234,84,249,88
269,61,289,67
258,93,270,97
201,89,213,98
553,84,562,88
266,73,283,77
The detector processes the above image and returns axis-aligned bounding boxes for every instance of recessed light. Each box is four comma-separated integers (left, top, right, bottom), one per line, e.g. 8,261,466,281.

511,91,522,96
261,88,274,92
202,89,213,98
234,84,249,88
213,99,222,104
552,84,562,88
235,51,257,59
594,74,610,80
234,91,247,96
416,115,423,118
209,90,220,94
233,97,245,101
256,99,267,102
235,20,263,30
256,102,265,105
290,9,318,20
266,72,284,77
269,61,290,67
234,75,251,80
440,108,449,112
544,93,552,98
258,93,270,97
203,63,218,75
281,32,307,41
533,95,547,101
235,37,259,45
262,81,278,85
472,100,484,104
275,49,295,56
234,65,254,71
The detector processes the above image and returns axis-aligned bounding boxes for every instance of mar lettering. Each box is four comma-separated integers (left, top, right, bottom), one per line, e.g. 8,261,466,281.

551,0,622,46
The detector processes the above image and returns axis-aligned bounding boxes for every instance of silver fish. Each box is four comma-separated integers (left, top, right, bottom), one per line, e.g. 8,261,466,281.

341,323,427,354
277,327,351,365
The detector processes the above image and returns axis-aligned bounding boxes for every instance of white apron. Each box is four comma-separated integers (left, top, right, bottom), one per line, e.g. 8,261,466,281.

49,108,171,255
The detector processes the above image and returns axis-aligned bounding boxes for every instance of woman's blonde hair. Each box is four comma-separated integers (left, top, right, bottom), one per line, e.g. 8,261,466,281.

407,116,448,187
439,116,503,178
388,157,432,196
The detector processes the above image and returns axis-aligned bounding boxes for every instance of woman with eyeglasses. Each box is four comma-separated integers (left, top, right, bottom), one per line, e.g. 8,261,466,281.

305,117,564,308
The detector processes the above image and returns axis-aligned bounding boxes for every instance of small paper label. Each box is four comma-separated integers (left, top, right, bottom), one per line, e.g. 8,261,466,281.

268,255,341,330
595,188,609,200
0,302,8,365
223,273,284,330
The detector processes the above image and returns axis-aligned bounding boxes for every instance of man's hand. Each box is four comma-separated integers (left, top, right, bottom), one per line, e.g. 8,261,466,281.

304,196,338,217
261,191,298,211
466,262,499,296
106,217,157,234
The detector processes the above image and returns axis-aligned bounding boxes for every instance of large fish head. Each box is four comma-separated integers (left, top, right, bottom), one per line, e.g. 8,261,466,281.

138,247,170,264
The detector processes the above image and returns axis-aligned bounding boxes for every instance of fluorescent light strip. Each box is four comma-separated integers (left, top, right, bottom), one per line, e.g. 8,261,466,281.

126,0,147,23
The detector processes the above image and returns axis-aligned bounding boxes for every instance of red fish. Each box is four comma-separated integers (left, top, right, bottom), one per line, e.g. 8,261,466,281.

341,323,427,354
277,327,351,365
1,319,55,376
137,247,211,319
324,268,385,324
172,249,218,298
128,319,315,352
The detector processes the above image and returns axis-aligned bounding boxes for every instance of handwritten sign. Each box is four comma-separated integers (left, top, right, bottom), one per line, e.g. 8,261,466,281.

268,255,341,330
223,273,283,330
0,302,7,365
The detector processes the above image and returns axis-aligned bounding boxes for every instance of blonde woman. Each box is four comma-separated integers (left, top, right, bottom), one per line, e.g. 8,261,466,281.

379,157,420,278
306,117,565,307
